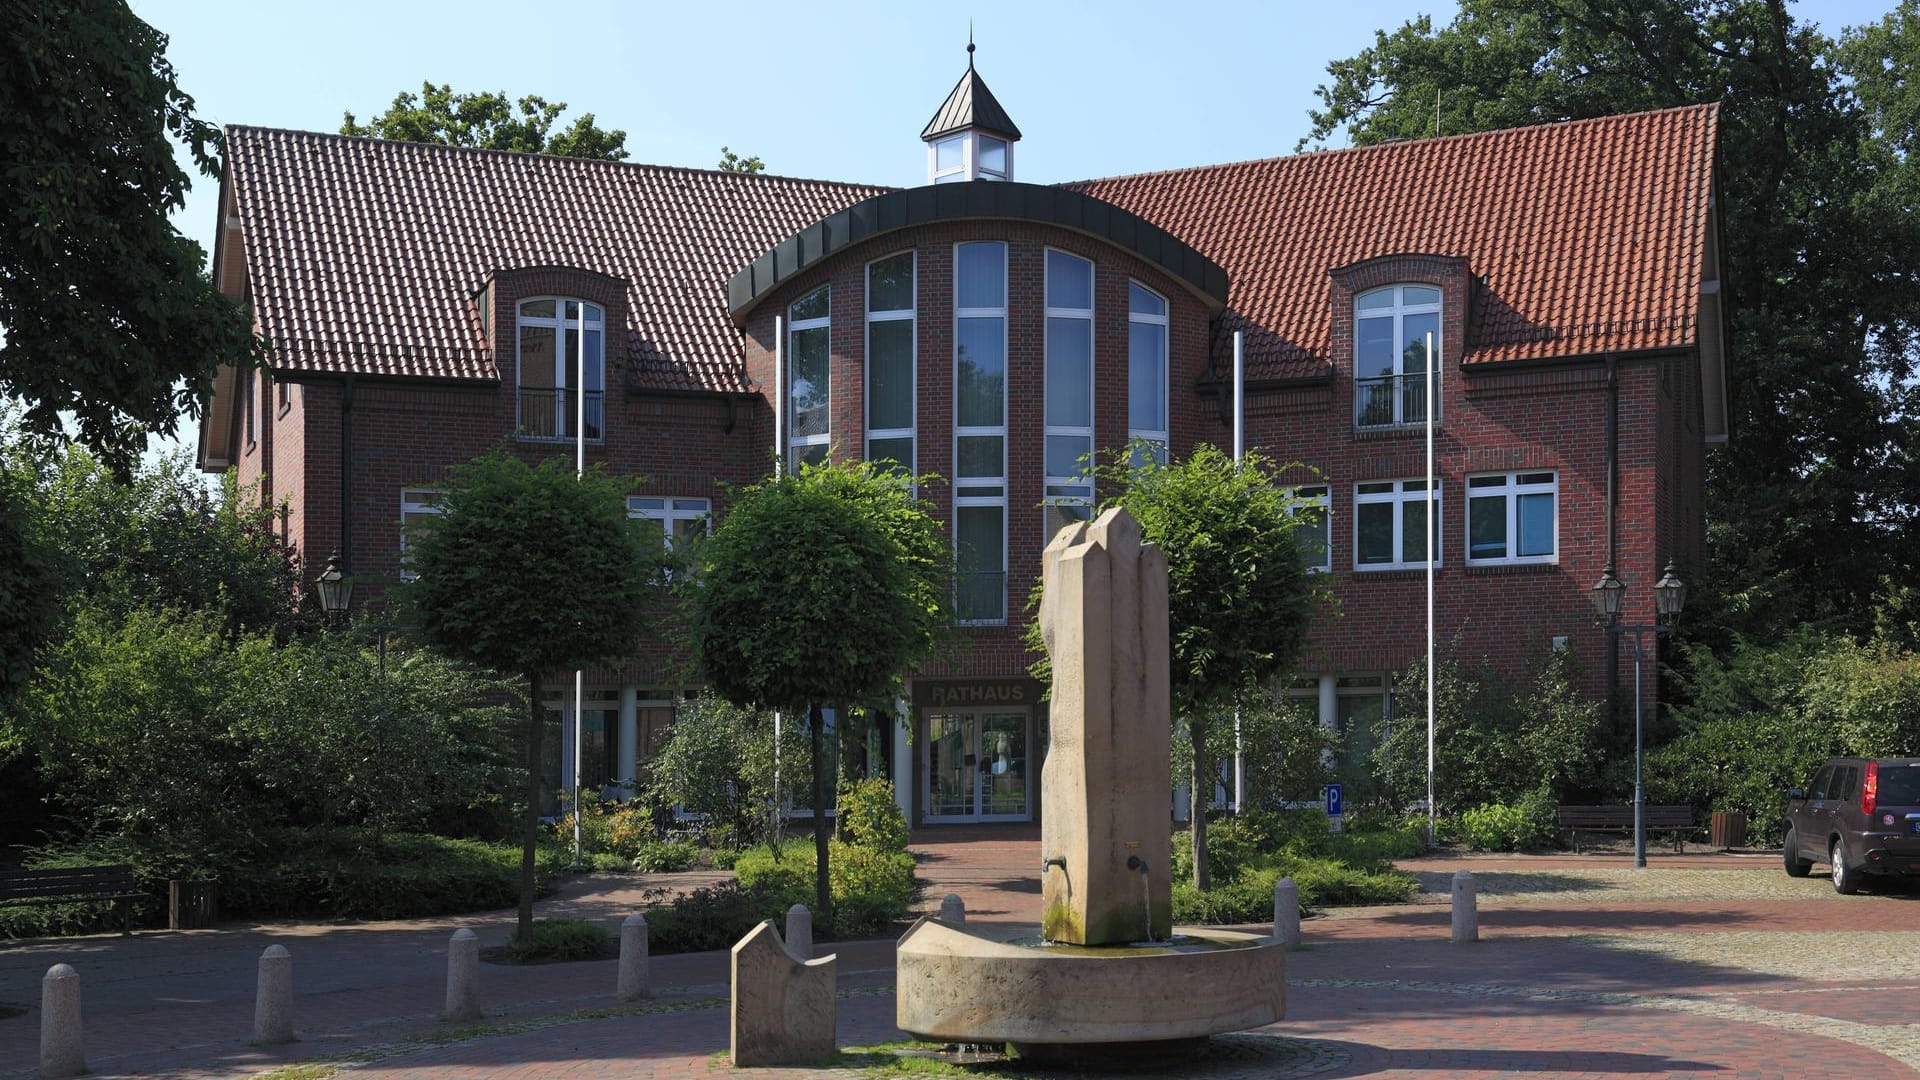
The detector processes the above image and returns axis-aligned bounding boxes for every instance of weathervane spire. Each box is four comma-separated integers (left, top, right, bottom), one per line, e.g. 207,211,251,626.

968,21,975,68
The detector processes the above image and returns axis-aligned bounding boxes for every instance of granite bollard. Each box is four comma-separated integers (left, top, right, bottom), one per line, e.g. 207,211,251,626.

618,913,650,999
40,963,84,1079
445,928,481,1021
784,903,812,957
1272,877,1301,948
1450,871,1478,943
938,893,966,925
254,944,294,1044
730,919,837,1066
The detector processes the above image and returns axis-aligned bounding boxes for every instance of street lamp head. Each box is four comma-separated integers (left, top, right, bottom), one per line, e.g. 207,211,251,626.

1653,560,1687,622
314,550,353,623
1589,565,1626,624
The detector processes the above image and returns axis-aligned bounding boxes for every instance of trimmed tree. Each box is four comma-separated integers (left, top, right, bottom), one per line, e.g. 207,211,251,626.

688,459,949,917
1101,443,1326,889
400,451,668,937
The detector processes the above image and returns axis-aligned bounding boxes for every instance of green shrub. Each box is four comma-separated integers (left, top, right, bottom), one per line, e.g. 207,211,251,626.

587,852,630,873
1458,799,1552,852
503,918,612,962
644,880,788,954
730,839,916,938
1171,854,1419,926
632,839,698,873
1174,869,1280,924
836,778,910,853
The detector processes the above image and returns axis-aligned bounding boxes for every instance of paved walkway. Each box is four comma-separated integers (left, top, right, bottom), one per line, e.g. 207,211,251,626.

4,831,1919,1078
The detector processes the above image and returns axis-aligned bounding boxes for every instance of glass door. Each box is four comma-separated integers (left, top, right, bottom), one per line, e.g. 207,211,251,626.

923,710,1030,822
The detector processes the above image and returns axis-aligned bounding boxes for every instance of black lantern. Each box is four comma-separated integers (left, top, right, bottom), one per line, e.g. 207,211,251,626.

1652,561,1687,622
1588,565,1626,623
314,551,353,624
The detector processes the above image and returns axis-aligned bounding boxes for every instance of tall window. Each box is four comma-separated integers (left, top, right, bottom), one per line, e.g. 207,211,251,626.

1354,479,1440,571
1045,250,1094,536
398,488,446,581
517,298,604,441
1354,285,1440,428
1290,484,1331,573
788,286,830,469
954,242,1007,623
866,253,915,475
1466,471,1557,564
1128,282,1169,465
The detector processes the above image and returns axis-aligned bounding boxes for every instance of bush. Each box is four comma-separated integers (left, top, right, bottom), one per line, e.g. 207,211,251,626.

836,778,910,853
1458,798,1553,852
503,918,611,962
644,880,789,954
632,839,698,873
1172,857,1418,924
731,839,916,938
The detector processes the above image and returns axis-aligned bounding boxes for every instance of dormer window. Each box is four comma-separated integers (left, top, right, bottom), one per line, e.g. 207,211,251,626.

1354,285,1440,429
517,298,604,441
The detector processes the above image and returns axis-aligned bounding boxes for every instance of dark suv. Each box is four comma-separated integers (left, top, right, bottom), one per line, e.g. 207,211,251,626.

1784,757,1920,894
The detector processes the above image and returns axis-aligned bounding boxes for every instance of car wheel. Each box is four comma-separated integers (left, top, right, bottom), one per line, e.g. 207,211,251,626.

1832,838,1861,895
1783,827,1812,877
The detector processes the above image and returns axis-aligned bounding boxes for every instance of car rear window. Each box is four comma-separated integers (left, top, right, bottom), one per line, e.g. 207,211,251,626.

1878,766,1920,806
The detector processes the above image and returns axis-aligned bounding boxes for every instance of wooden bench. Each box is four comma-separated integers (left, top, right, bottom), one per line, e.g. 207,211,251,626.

0,865,142,935
1555,805,1696,854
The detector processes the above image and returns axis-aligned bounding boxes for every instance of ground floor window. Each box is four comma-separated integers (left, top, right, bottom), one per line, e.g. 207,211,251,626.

923,709,1031,822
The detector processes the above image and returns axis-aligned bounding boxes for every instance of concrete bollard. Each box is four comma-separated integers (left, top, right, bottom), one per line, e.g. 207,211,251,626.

253,944,294,1044
445,928,481,1021
784,904,812,957
1450,870,1478,943
618,913,650,1000
938,893,966,925
1273,877,1301,948
40,963,84,1079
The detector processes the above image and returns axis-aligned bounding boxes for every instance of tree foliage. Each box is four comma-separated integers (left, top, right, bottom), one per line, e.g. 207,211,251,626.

1303,0,1920,645
717,147,767,173
644,692,806,848
688,458,950,914
401,450,668,933
342,83,629,160
0,0,262,472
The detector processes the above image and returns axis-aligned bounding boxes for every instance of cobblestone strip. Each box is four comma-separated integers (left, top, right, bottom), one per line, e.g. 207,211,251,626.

1296,976,1920,1070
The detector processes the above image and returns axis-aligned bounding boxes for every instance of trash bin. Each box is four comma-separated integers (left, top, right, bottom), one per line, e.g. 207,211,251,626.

1709,811,1748,850
168,880,217,930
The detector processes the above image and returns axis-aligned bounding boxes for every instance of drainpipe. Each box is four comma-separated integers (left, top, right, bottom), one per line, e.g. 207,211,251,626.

339,373,356,576
1604,354,1620,726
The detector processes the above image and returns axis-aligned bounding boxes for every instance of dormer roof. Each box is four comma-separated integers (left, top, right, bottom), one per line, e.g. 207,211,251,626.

921,63,1021,143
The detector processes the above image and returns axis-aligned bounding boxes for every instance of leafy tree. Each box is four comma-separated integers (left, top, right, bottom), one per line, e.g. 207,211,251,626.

401,451,668,936
1303,0,1920,645
342,83,628,160
717,147,767,173
0,470,64,705
1092,444,1325,889
1171,689,1335,816
645,692,806,848
688,459,950,916
1,0,262,473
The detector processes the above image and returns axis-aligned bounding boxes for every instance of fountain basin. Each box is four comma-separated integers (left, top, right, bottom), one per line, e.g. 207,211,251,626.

894,917,1285,1047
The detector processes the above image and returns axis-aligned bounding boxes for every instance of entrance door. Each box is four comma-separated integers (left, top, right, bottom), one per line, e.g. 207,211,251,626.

924,710,1030,822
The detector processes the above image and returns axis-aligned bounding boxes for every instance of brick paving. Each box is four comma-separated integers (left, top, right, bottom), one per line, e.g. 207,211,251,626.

4,828,1920,1078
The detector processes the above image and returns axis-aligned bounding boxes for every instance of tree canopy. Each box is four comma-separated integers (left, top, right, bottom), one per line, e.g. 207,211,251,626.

1302,0,1920,646
0,0,262,473
342,83,629,160
717,147,767,173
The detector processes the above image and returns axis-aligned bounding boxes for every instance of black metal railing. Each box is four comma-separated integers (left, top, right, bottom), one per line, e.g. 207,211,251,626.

1354,374,1432,428
955,571,1007,624
517,388,605,441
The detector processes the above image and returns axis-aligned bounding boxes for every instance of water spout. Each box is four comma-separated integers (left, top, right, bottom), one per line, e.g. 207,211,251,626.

1043,856,1067,872
1126,855,1154,942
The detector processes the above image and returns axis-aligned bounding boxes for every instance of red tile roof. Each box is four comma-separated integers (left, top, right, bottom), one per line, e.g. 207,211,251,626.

226,126,890,391
1065,103,1720,379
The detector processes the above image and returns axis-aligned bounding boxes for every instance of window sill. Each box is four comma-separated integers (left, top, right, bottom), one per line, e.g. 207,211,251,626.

1352,422,1443,439
1464,561,1559,576
956,619,1009,629
1350,567,1441,579
516,434,607,445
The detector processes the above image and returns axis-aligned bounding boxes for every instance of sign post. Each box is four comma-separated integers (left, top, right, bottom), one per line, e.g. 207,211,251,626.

1325,783,1343,835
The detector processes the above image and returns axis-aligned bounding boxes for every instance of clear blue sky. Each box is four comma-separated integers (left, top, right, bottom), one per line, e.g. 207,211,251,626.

132,0,1892,464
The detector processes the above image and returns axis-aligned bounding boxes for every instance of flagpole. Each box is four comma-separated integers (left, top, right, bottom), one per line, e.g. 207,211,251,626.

572,302,587,871
1231,329,1245,816
1425,331,1437,845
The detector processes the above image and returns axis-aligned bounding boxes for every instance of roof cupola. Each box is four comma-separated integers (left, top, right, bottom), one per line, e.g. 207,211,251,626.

922,37,1020,184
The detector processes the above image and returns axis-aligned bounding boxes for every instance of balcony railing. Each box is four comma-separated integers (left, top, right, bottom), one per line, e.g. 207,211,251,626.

518,388,605,441
955,571,1007,624
1355,374,1433,428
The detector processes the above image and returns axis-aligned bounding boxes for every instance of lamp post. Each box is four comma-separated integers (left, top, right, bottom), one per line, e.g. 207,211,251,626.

1589,560,1687,868
314,551,353,627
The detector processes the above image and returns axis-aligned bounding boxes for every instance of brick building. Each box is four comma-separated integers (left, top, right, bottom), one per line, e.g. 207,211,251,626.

198,60,1727,824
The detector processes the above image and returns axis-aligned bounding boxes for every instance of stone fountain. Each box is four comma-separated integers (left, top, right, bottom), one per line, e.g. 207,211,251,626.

896,508,1286,1060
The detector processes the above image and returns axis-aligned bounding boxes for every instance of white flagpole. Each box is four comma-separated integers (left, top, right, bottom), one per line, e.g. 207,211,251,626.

1425,331,1437,845
573,303,587,870
774,315,786,475
1232,330,1245,815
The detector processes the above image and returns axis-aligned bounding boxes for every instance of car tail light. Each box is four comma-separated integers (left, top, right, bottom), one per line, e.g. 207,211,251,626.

1863,761,1879,817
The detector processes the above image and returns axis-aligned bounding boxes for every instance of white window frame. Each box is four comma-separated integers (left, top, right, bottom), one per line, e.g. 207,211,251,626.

1289,484,1332,574
1353,285,1441,429
865,251,916,477
398,488,446,581
787,286,831,470
626,496,712,548
1044,248,1095,533
1352,478,1441,572
953,241,1008,626
515,297,605,442
1465,471,1558,565
1128,280,1169,464
928,131,1014,184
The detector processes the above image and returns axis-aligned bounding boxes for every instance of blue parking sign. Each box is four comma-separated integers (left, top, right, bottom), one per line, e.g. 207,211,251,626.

1325,783,1343,817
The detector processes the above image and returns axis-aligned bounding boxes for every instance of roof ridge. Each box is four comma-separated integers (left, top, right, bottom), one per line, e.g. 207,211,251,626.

1060,101,1722,188
223,124,895,191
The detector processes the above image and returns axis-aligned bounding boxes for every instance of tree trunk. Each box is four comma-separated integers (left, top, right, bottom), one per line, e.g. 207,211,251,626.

811,703,832,920
518,669,543,940
1190,715,1210,890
